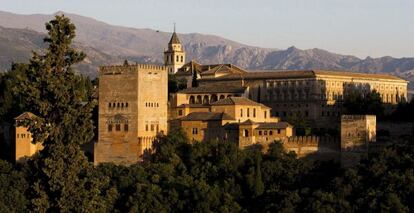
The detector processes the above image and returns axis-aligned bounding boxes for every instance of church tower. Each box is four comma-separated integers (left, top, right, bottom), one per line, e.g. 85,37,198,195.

164,26,185,74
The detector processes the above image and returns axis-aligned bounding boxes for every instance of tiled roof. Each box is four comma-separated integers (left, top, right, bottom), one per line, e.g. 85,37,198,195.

169,32,181,44
14,112,37,121
200,70,406,82
240,119,255,125
256,122,292,129
178,85,247,94
211,97,270,108
201,64,246,75
180,112,235,121
176,104,210,108
175,62,247,76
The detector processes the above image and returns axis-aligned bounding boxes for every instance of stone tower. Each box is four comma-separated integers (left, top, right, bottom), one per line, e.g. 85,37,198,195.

94,64,168,165
164,27,185,74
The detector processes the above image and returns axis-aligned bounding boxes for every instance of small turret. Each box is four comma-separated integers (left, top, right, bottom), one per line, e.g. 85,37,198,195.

164,24,186,74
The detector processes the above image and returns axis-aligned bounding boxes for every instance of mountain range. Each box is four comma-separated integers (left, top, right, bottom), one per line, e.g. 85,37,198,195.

0,10,413,87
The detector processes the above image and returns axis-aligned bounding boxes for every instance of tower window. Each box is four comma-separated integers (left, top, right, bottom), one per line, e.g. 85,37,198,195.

126,103,128,108
253,108,256,117
181,55,183,62
240,109,243,117
176,55,179,62
108,124,113,132
151,124,154,131
247,108,250,117
108,103,111,108
146,124,149,131
115,124,121,131
124,124,128,132
192,128,198,135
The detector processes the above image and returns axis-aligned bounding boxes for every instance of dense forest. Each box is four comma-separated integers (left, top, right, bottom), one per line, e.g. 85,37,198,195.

0,15,414,212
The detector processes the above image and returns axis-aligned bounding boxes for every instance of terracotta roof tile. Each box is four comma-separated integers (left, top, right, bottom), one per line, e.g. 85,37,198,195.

180,112,235,121
179,85,247,94
211,97,270,108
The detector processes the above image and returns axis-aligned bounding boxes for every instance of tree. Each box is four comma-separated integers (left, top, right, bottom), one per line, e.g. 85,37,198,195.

343,89,384,117
13,15,105,211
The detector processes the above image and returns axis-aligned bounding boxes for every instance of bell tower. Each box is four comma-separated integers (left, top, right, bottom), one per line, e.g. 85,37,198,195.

164,24,185,74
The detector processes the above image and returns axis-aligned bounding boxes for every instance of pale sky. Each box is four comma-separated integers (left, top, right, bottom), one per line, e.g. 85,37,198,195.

2,0,414,58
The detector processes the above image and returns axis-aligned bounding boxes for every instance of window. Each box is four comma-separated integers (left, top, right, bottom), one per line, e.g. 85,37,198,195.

192,128,198,135
116,124,121,131
17,134,19,138
156,124,159,133
108,103,111,108
117,103,120,108
264,111,267,118
258,131,262,136
247,108,250,117
121,103,124,108
176,55,179,62
305,111,309,117
108,124,113,132
253,108,256,117
124,124,128,132
244,129,249,137
181,55,183,62
126,103,128,108
269,131,273,135
178,110,183,116
277,129,281,134
146,124,149,131
151,124,154,131
240,109,243,117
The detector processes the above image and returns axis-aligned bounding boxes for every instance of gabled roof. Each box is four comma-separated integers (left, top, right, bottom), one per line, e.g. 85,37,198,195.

178,85,247,94
169,32,181,44
256,122,292,129
175,61,247,76
201,64,246,76
211,97,270,108
180,112,235,121
14,112,37,121
240,119,255,125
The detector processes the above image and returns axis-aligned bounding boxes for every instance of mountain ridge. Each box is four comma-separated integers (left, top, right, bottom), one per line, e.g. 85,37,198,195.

0,10,413,86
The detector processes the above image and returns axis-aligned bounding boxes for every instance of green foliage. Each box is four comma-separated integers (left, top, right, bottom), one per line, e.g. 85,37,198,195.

343,89,384,116
0,160,29,212
168,74,187,95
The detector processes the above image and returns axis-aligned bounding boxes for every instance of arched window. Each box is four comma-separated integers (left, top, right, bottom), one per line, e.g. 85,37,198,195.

108,103,111,108
115,124,121,131
253,108,256,117
181,55,183,62
196,95,202,104
117,103,120,108
203,95,209,104
219,95,225,100
108,124,112,132
247,108,250,117
189,96,195,104
240,108,243,117
264,111,267,119
211,94,218,103
124,124,128,132
126,103,128,108
121,103,124,108
176,55,179,62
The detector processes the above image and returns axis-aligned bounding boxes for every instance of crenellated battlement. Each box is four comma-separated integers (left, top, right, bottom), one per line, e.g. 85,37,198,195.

99,64,167,75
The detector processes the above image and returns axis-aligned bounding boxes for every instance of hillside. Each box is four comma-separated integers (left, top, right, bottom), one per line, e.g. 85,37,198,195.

0,10,413,84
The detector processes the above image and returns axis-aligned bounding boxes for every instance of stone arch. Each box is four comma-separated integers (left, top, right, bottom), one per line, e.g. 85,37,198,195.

219,95,225,100
211,94,218,103
189,96,195,104
196,95,202,104
203,95,209,104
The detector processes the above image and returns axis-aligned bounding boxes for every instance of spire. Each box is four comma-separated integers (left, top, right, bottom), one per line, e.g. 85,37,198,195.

169,23,181,44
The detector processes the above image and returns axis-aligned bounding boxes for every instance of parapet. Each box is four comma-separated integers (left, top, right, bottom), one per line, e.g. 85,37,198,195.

99,64,167,75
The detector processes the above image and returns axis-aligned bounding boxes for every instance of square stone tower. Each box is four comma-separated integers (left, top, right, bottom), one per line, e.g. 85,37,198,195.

340,115,376,166
94,64,168,165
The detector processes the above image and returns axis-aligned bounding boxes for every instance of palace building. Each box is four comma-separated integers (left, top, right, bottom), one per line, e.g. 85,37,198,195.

174,63,408,128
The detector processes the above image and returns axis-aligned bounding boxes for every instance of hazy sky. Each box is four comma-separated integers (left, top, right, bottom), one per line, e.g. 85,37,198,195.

2,0,413,58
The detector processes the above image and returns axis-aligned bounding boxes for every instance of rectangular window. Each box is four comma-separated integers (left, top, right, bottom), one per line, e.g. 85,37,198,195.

178,110,183,116
192,128,198,135
151,124,154,131
253,108,256,117
156,124,159,133
146,124,149,131
108,124,113,132
17,134,19,138
264,111,267,118
277,129,281,134
258,131,262,136
240,109,243,117
247,108,250,117
124,124,128,132
116,124,121,131
269,131,273,135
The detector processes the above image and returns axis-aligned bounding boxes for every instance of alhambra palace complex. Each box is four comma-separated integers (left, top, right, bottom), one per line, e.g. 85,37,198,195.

10,31,408,165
